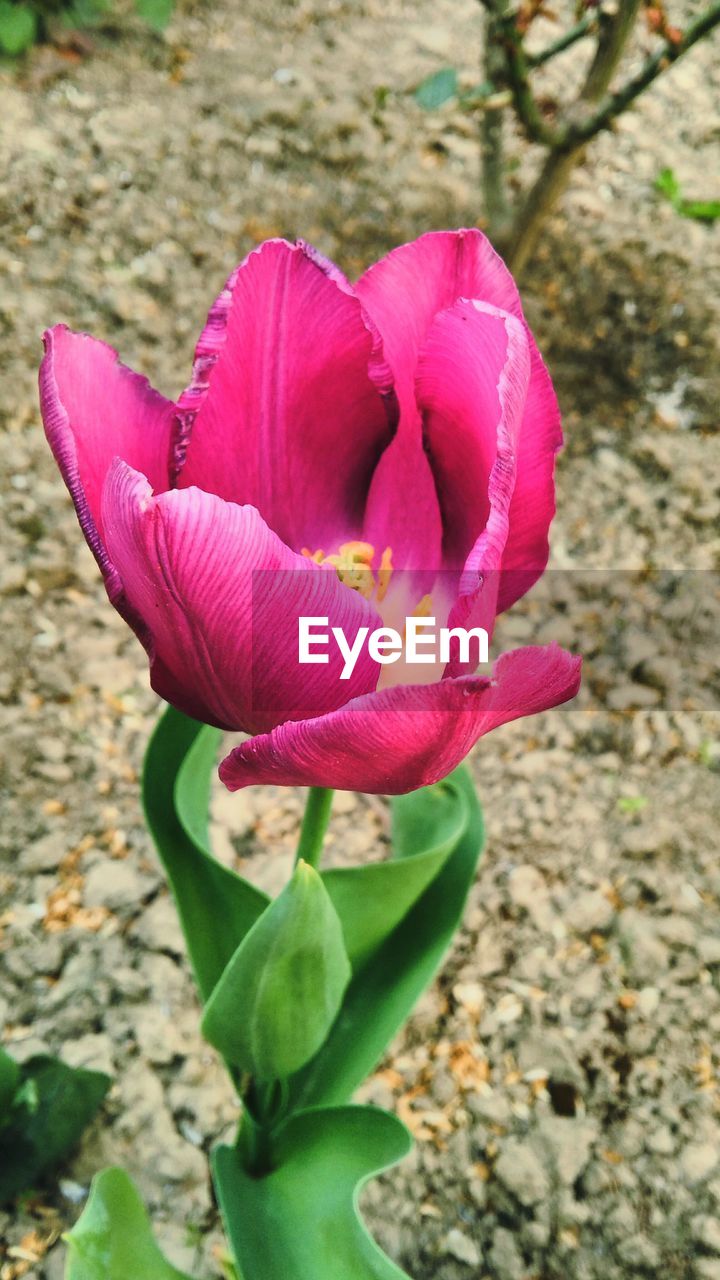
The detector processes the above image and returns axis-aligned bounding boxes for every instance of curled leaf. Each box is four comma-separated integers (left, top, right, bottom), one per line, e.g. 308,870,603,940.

214,1106,412,1280
64,1167,192,1279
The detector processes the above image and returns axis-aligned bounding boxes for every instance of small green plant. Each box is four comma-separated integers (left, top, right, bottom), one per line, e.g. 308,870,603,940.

699,738,720,770
0,1,37,54
0,0,173,56
0,1045,110,1205
655,167,720,223
617,794,649,815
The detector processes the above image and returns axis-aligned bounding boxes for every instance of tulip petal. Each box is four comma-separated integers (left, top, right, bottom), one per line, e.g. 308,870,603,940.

39,325,176,590
356,230,562,606
174,239,396,554
417,298,530,576
416,299,530,670
219,644,582,794
101,462,383,733
360,420,444,581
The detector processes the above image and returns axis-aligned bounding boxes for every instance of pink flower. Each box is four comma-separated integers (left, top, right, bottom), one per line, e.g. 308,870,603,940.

40,230,580,794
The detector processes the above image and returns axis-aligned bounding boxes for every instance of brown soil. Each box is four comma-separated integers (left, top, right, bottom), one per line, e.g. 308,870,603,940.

1,2,718,1277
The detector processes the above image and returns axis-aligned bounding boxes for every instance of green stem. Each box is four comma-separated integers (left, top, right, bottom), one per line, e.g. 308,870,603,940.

295,787,334,870
237,1106,274,1177
237,1079,290,1176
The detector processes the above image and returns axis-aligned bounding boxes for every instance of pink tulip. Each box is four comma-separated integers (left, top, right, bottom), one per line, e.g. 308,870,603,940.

40,230,580,794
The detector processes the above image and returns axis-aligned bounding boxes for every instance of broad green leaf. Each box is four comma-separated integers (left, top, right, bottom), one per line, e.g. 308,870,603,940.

322,777,466,969
143,707,269,1002
0,1056,110,1205
203,863,351,1079
0,1,37,54
214,1106,412,1280
289,767,484,1109
414,67,458,110
64,1167,192,1279
0,1046,20,1117
135,0,173,31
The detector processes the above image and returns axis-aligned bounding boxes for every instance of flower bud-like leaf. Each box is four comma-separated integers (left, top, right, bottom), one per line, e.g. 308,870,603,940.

201,861,351,1080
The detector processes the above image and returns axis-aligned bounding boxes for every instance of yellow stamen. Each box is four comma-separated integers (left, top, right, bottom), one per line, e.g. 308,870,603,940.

411,593,433,619
321,541,376,599
302,541,396,606
376,546,393,603
401,592,434,640
338,541,375,565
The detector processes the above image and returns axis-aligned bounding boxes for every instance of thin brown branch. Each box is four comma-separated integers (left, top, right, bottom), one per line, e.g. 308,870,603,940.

568,0,720,144
526,12,597,68
581,0,642,102
484,0,566,146
505,0,720,275
481,3,513,237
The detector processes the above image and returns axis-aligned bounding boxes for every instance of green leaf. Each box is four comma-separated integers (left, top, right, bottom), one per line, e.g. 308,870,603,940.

617,794,648,815
655,167,720,223
321,776,466,969
135,0,173,31
289,767,484,1109
655,167,681,204
143,707,269,1002
214,1106,412,1280
202,862,351,1079
0,1056,110,1205
0,2,37,55
0,1046,20,1117
678,197,720,223
414,67,458,110
458,80,494,106
64,1167,192,1279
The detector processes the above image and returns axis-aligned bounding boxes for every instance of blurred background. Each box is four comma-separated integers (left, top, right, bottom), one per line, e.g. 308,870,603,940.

0,2,718,1277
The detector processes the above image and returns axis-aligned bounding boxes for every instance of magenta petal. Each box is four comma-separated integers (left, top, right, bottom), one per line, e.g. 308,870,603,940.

417,299,531,673
219,644,582,794
175,239,396,553
39,325,176,586
496,345,561,612
356,230,519,409
360,424,444,579
356,230,562,605
417,299,530,574
101,462,382,733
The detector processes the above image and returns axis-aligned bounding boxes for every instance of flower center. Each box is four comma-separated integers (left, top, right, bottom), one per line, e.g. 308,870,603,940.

302,541,394,604
302,543,446,690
